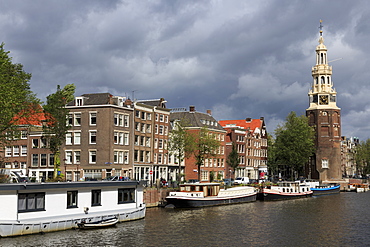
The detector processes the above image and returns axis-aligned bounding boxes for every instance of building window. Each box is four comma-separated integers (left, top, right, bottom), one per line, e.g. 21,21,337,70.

159,114,164,122
66,132,72,145
201,171,208,181
40,154,47,167
135,110,140,118
32,139,39,148
90,131,97,144
124,133,129,145
90,112,97,125
89,150,97,164
67,191,78,208
322,159,329,169
49,154,55,167
114,151,118,163
66,151,72,164
91,190,101,207
74,113,81,126
68,114,73,126
114,113,118,126
74,151,81,164
18,193,45,213
119,114,123,126
114,132,119,144
159,125,163,135
5,146,11,157
124,115,129,127
32,154,39,167
118,151,123,164
141,111,146,120
119,132,124,145
147,113,151,120
124,151,129,164
74,132,81,145
21,131,27,139
118,188,135,204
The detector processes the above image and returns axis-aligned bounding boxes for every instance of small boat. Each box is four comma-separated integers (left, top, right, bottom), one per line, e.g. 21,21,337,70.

78,216,118,229
310,184,340,195
300,180,340,195
165,183,257,208
258,181,313,201
346,183,369,192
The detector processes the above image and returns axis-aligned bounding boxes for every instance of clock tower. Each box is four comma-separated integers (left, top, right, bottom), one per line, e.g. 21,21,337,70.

306,20,342,181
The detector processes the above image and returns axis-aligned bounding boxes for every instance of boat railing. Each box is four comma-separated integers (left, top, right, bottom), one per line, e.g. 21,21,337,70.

168,191,204,198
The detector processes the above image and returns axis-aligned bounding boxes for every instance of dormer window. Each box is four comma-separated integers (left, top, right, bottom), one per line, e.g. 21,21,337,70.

76,97,84,106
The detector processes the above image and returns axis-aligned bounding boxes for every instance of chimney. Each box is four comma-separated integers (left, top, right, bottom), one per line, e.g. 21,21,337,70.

207,109,212,115
246,118,252,122
260,117,264,121
189,106,195,112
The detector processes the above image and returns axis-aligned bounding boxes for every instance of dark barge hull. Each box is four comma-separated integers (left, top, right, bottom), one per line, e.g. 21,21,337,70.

311,185,340,195
257,192,313,201
166,194,257,208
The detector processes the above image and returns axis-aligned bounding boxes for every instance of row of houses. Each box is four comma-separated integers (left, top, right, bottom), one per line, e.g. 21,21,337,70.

1,93,268,183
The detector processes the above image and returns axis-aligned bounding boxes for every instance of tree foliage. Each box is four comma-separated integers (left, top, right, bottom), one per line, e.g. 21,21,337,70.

0,43,40,148
272,111,315,180
167,119,196,184
192,126,221,181
43,84,75,177
355,139,370,175
226,143,239,173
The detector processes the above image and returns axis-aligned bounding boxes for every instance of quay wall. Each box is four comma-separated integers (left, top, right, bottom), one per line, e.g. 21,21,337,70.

143,188,176,207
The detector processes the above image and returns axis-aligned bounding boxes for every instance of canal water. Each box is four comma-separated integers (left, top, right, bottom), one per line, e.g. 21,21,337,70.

1,192,369,247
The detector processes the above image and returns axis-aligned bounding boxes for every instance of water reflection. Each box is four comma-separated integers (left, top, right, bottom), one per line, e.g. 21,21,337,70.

1,192,369,247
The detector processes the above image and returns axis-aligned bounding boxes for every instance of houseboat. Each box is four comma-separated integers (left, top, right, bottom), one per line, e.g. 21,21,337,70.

165,183,257,208
0,181,146,237
258,181,313,201
300,180,340,195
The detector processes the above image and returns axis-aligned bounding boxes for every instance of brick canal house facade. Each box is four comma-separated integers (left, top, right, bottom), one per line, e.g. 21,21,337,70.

219,118,268,181
1,107,55,182
169,106,227,182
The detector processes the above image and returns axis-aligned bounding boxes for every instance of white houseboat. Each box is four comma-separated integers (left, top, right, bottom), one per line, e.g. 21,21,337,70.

165,183,257,208
258,181,313,201
0,181,146,237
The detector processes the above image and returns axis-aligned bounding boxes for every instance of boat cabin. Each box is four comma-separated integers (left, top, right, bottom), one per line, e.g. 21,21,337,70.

273,181,310,193
179,183,220,197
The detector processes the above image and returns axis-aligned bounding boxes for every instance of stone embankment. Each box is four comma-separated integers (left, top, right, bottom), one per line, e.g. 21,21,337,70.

143,187,176,207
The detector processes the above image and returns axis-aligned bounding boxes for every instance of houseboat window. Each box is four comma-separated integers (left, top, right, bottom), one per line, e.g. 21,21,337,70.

118,188,135,204
18,193,45,213
91,190,101,206
67,191,78,208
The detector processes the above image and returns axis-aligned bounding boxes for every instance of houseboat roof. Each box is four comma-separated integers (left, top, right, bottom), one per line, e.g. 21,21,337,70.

0,181,141,191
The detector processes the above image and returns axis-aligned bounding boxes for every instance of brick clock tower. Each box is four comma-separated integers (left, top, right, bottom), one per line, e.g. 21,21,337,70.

306,21,342,182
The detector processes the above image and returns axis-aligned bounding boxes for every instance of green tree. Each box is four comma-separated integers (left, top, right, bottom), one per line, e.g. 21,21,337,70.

355,139,370,176
167,119,196,185
43,84,75,178
193,126,221,181
0,43,40,152
226,143,239,175
267,133,279,176
273,111,315,180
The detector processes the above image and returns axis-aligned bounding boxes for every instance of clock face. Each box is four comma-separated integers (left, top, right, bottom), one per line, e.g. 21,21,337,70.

319,95,329,105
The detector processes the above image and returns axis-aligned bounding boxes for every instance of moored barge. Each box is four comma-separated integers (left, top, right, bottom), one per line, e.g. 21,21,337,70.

0,181,146,237
165,183,257,208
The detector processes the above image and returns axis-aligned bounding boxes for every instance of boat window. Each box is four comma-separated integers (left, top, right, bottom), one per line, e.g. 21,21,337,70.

18,193,45,213
91,190,101,207
118,188,135,204
67,191,78,209
283,188,285,192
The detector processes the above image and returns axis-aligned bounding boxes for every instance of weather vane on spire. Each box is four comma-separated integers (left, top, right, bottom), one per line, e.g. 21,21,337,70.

319,20,323,36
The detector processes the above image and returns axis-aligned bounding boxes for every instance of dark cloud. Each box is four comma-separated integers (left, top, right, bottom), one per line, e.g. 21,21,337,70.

1,0,370,139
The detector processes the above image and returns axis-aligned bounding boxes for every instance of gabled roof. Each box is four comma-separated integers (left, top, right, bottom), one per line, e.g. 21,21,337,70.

219,118,265,134
170,109,225,131
136,98,167,108
66,93,114,106
13,105,46,126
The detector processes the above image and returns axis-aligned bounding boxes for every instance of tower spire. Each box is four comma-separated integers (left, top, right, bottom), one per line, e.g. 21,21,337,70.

319,20,323,36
